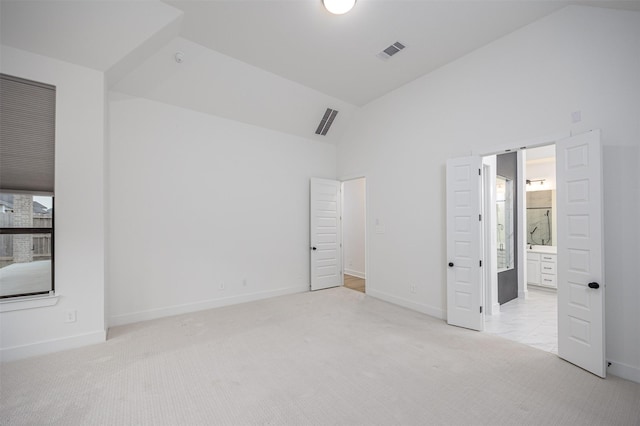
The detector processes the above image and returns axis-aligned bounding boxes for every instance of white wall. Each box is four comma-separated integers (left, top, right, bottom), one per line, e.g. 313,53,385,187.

337,6,640,382
525,158,558,247
108,95,336,325
342,178,366,279
526,159,556,191
0,46,106,360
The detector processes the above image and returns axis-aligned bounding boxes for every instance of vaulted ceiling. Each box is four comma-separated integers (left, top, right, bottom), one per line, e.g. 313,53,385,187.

168,0,640,106
2,0,639,142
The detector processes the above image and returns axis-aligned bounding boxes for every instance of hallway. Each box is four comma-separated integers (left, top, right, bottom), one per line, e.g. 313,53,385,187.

343,274,365,293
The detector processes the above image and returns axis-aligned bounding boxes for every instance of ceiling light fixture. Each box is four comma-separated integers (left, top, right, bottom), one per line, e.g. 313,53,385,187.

323,0,356,15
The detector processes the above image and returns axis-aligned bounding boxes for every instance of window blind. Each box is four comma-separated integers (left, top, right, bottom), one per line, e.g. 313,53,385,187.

0,74,55,193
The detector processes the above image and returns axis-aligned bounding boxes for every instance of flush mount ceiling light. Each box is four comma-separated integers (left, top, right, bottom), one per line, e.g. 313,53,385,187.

323,0,356,15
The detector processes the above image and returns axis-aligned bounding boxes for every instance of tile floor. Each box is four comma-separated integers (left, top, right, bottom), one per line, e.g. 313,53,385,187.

484,286,558,354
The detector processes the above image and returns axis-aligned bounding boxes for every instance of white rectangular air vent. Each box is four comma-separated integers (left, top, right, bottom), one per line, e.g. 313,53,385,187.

315,108,339,136
376,41,406,61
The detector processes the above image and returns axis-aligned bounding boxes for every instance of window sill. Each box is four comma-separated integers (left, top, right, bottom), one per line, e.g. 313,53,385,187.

0,293,59,312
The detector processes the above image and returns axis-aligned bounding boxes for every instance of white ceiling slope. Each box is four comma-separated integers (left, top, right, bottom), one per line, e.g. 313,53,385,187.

167,0,640,106
105,12,184,87
0,0,182,72
112,37,356,144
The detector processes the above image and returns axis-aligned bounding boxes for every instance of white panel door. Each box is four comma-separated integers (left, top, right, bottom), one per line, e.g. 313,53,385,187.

310,178,342,291
446,156,483,331
557,130,605,377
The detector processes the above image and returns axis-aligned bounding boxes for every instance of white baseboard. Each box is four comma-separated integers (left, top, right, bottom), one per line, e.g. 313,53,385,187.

1,330,107,362
344,269,365,279
109,285,308,327
607,359,640,384
367,288,445,320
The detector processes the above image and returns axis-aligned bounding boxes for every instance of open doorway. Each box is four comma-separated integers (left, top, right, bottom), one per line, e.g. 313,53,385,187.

447,131,605,375
342,178,366,294
484,145,558,354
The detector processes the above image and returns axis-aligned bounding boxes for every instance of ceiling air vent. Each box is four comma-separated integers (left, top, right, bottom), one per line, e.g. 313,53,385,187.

315,108,339,136
376,41,406,61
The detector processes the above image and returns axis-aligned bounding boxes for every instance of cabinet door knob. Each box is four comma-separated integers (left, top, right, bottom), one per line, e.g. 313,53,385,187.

588,282,600,289
448,262,454,267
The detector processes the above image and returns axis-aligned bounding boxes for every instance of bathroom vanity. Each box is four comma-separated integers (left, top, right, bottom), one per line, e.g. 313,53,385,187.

527,246,557,289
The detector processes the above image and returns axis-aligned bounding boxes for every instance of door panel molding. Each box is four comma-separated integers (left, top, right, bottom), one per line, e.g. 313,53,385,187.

446,156,483,331
310,178,342,291
557,130,605,377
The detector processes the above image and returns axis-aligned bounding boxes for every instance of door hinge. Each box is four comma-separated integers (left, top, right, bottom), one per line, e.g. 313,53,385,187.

478,168,481,176
480,306,483,313
479,260,482,267
479,214,482,221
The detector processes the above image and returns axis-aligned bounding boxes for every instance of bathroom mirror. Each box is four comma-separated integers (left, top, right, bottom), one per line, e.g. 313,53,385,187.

526,190,554,246
496,175,514,271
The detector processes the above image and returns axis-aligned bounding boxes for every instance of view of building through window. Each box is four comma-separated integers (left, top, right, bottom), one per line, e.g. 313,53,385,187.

0,193,53,297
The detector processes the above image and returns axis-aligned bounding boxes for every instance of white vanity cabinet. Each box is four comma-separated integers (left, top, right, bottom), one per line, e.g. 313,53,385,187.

527,253,541,285
527,249,557,289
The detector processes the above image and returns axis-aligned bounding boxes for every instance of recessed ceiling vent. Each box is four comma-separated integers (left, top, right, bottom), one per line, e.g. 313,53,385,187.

376,41,406,61
315,108,339,136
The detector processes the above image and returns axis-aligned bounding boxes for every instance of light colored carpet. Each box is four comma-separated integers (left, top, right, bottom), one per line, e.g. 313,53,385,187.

1,287,639,425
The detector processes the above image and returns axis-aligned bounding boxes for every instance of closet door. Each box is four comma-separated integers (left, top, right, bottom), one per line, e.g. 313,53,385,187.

310,178,342,291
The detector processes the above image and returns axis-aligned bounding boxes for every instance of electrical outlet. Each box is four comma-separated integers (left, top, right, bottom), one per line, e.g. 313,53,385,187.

64,310,77,323
410,285,417,294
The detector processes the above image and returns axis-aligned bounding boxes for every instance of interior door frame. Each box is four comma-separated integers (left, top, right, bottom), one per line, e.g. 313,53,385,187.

474,131,570,309
339,175,368,293
482,159,499,315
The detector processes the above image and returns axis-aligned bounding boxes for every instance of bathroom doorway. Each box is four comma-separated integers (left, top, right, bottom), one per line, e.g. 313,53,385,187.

446,130,605,375
342,178,366,294
484,145,558,354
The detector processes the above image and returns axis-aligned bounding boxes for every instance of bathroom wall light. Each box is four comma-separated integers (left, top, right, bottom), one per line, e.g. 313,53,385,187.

323,0,356,15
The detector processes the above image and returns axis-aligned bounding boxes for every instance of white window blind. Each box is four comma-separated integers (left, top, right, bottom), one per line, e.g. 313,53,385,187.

0,74,55,193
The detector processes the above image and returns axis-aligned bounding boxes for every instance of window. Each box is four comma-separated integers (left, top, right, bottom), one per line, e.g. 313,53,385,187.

0,74,55,298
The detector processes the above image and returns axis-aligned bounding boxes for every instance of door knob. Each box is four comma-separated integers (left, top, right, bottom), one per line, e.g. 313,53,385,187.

311,247,317,251
448,262,454,267
588,282,600,289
